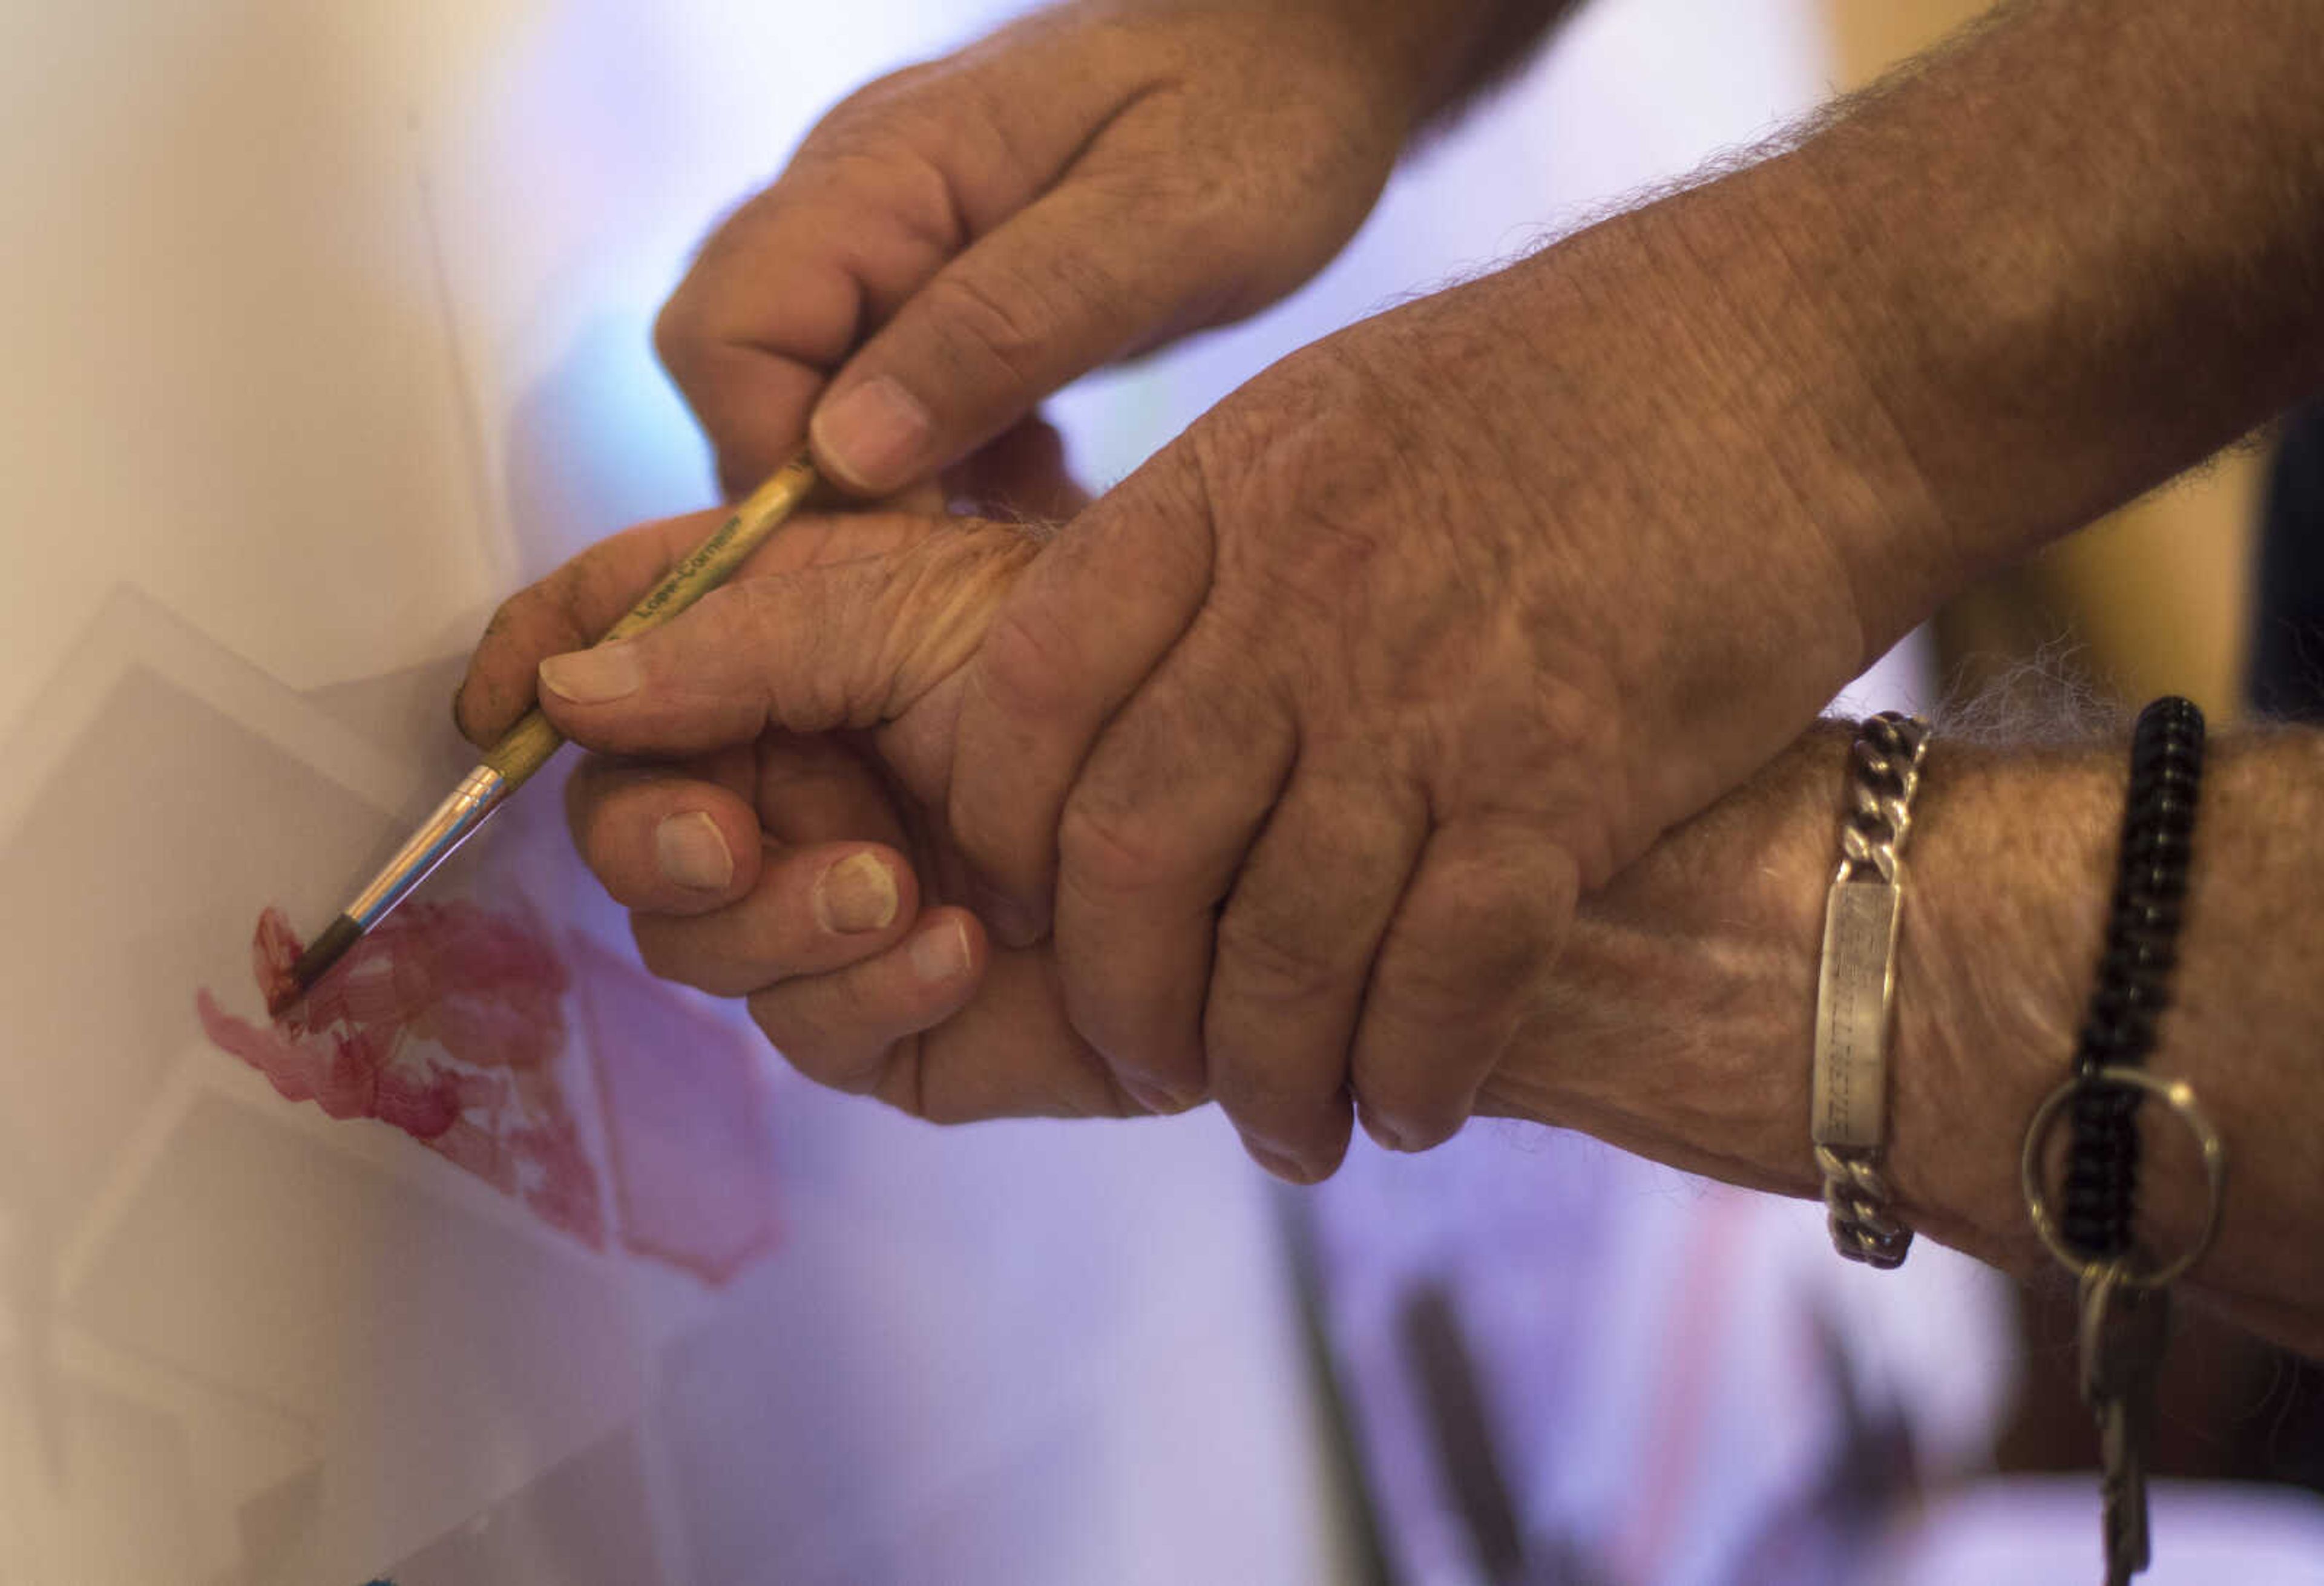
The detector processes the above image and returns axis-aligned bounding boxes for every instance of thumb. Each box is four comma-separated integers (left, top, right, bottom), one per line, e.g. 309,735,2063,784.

534,520,1039,759
809,158,1252,497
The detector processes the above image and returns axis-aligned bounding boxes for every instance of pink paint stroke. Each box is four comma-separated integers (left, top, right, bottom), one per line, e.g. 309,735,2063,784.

570,934,782,1286
197,902,606,1251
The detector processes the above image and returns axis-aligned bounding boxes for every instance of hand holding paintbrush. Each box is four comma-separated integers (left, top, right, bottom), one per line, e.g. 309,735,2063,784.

449,498,1127,1121
274,451,822,1012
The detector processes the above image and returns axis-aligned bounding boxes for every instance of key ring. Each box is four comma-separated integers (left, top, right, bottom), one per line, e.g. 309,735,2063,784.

2021,1064,2226,1289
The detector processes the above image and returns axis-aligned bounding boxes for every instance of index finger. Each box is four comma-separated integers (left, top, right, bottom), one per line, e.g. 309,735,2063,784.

455,507,938,747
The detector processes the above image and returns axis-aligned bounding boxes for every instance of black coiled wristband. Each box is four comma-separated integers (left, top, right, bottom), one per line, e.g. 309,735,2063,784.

2061,696,2205,1262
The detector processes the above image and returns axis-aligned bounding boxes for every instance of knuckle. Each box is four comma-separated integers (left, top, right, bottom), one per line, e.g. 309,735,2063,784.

1379,888,1544,1021
477,585,539,659
816,61,940,133
712,579,837,730
1372,940,1495,1025
537,543,632,647
1057,796,1186,899
1212,905,1348,1005
744,988,868,1093
919,265,1054,391
651,294,706,385
692,578,761,650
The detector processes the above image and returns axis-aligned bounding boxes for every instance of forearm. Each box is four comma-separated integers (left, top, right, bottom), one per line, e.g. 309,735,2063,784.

1481,724,2324,1355
1713,0,2324,644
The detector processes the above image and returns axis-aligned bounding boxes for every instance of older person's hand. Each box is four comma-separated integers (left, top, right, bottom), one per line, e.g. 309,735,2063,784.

506,0,2324,1184
451,497,1859,1159
460,169,1938,1178
464,525,2324,1357
655,1,1445,502
458,507,1154,1121
473,186,1938,1179
926,189,1948,1181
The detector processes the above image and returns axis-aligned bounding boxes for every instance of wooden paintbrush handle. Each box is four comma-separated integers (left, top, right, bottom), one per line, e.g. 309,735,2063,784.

478,450,821,794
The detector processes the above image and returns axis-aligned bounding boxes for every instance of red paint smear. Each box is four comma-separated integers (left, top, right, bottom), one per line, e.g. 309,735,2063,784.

197,902,606,1251
570,934,782,1286
252,907,303,1017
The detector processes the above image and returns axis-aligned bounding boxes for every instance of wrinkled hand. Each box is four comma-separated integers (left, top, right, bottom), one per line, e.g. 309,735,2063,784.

659,2,1415,500
456,508,1143,1123
453,503,1859,1188
935,197,1925,1181
468,171,1926,1181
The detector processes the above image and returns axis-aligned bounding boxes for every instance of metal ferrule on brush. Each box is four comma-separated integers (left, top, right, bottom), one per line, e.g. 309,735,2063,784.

345,764,511,928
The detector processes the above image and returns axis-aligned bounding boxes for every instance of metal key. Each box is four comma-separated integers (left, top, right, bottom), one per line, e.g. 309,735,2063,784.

2078,1262,2170,1584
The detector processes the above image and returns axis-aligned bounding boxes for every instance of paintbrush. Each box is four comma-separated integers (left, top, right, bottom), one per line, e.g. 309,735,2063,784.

273,450,821,1015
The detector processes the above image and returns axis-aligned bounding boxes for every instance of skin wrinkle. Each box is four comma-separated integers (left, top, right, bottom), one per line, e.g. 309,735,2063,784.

873,528,1037,720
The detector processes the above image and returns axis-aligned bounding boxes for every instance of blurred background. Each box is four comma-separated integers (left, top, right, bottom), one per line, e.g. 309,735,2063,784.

0,1,2319,1582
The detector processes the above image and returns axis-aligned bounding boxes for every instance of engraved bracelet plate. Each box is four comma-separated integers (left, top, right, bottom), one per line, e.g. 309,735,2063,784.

1811,873,1902,1151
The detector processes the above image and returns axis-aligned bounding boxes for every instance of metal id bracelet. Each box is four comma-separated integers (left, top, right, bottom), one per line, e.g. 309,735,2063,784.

1811,712,1929,1269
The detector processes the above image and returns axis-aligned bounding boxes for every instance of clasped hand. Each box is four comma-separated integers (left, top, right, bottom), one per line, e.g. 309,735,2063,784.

458,3,1906,1181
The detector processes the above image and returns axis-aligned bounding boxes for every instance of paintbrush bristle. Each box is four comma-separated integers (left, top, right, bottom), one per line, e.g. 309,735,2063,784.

274,913,363,1017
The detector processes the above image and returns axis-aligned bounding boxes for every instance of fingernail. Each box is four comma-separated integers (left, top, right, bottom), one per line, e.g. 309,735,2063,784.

910,919,971,983
812,376,934,492
815,853,899,934
1123,1077,1198,1116
1244,1138,1319,1185
539,644,643,704
1362,1113,1411,1153
655,812,734,892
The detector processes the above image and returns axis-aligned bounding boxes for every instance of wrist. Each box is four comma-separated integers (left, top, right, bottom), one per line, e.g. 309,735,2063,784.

1474,723,2112,1274
1477,727,1853,1198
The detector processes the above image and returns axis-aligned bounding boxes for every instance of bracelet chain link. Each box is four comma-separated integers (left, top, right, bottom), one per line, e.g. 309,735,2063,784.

1816,712,1929,1270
